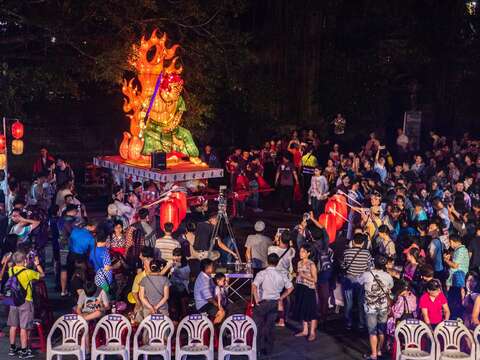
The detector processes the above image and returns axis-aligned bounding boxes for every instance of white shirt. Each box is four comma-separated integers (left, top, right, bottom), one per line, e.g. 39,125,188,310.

268,246,295,279
114,200,135,225
253,266,293,301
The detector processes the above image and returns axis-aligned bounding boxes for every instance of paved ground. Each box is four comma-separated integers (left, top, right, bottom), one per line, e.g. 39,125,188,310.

0,199,371,359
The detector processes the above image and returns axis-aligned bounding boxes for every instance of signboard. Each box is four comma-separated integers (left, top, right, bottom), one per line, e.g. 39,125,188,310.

403,111,422,151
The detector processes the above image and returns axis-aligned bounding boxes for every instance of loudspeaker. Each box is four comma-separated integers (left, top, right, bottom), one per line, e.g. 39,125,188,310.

151,151,167,170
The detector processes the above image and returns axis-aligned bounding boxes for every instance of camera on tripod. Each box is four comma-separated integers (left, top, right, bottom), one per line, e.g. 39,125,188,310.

218,185,228,213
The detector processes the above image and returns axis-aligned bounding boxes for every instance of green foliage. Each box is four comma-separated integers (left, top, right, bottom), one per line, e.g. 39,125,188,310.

0,0,252,143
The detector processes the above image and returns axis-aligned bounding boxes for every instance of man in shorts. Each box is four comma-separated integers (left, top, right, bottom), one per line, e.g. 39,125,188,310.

358,255,393,360
8,251,45,359
193,259,225,324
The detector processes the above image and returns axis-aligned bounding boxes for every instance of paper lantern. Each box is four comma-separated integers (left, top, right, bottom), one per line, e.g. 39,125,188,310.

318,213,337,243
325,194,348,230
128,135,143,161
0,154,6,169
0,135,6,151
170,192,187,221
11,120,24,139
159,199,179,232
12,139,23,155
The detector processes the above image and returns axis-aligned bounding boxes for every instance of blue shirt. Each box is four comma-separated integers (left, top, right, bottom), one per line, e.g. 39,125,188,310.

69,227,95,255
430,238,444,272
194,271,215,310
89,246,110,272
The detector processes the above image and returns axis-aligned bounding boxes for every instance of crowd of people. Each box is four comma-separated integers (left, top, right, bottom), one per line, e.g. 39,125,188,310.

2,125,480,359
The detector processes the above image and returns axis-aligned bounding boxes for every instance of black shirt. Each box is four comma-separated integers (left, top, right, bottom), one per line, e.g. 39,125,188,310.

469,236,480,270
194,222,213,251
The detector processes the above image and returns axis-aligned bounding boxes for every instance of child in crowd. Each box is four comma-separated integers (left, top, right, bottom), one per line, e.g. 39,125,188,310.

419,279,450,329
76,281,110,321
214,272,228,315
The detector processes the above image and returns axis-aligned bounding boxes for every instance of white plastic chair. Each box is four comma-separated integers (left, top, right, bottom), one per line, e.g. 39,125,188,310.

91,314,132,360
395,319,435,360
434,320,475,360
219,314,257,360
175,314,214,360
47,314,88,360
473,324,480,360
133,314,174,360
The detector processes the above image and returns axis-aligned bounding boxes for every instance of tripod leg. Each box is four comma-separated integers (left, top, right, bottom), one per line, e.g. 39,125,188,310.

223,214,241,260
208,215,221,259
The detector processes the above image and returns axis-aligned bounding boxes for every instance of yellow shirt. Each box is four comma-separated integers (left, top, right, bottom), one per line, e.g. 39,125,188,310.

132,270,146,293
8,265,40,302
301,153,318,168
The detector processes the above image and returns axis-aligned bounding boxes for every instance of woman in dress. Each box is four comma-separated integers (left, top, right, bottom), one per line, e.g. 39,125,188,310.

292,244,318,341
89,234,112,294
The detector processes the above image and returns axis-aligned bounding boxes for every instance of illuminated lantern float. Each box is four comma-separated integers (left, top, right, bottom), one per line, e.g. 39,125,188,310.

119,30,203,165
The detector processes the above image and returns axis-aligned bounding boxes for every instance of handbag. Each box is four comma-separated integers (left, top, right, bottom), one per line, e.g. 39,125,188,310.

398,295,414,322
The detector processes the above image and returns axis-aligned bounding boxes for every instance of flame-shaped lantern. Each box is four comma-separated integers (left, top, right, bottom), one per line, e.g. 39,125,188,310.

119,132,131,160
12,120,24,139
12,139,24,155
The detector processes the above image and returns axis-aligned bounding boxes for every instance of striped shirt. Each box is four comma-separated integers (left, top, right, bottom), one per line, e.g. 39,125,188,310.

155,235,180,263
342,247,372,278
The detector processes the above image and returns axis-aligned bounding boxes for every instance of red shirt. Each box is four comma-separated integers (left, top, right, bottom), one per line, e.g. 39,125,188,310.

419,292,447,325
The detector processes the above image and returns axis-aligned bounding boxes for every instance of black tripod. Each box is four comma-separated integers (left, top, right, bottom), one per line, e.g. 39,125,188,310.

207,189,242,262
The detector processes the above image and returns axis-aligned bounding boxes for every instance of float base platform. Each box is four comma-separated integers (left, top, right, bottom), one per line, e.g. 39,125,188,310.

93,155,223,183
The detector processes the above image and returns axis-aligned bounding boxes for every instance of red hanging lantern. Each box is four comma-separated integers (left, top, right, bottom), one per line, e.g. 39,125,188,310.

325,194,348,230
318,213,338,243
170,192,187,222
159,199,179,232
0,135,6,151
11,120,24,140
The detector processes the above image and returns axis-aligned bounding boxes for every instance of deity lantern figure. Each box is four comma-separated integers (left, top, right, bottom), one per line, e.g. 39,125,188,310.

120,30,202,164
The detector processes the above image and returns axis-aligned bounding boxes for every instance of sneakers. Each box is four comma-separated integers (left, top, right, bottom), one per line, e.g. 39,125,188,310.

8,346,17,356
18,349,34,359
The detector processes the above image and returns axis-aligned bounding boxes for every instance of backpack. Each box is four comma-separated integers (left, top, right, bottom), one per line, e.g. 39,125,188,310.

3,269,28,307
317,247,333,273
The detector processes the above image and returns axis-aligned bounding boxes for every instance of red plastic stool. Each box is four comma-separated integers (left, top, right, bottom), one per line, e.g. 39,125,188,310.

16,321,46,353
